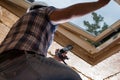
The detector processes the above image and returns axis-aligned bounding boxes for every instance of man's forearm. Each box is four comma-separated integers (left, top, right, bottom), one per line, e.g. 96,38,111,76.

49,0,110,24
66,0,111,17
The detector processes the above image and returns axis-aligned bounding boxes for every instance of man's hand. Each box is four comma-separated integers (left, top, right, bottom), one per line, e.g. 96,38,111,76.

54,49,68,62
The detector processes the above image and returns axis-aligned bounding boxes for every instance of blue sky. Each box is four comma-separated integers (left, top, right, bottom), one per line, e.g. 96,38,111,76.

35,0,120,30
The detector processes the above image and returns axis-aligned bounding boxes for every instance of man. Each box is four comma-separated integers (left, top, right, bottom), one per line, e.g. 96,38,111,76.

0,0,110,80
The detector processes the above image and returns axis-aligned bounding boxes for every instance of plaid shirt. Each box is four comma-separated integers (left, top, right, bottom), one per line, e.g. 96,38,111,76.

0,6,57,56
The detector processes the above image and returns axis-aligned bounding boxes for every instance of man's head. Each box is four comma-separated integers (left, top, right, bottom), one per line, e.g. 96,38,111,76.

27,1,48,12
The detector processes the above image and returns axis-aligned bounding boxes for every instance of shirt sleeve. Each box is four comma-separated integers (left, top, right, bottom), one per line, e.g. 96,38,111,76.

45,6,58,26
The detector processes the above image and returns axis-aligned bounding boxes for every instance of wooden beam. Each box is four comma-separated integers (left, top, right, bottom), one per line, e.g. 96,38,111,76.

0,23,10,44
0,0,26,17
8,0,30,9
91,33,120,65
93,41,120,65
0,6,18,28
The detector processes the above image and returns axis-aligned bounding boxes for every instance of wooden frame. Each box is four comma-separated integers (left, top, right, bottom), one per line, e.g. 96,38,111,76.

0,0,120,65
62,20,120,42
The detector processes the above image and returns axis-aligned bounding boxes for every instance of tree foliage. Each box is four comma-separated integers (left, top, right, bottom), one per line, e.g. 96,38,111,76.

84,12,108,36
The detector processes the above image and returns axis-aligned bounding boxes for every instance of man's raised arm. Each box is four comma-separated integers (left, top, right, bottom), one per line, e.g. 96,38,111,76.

50,0,111,24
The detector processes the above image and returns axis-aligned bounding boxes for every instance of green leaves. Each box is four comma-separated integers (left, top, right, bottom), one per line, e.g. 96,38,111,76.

83,12,109,36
